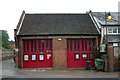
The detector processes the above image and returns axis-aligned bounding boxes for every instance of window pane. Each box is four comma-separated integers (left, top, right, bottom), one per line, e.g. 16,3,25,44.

82,39,84,51
23,40,27,52
78,39,80,51
32,54,36,61
74,40,76,51
38,40,41,52
27,40,29,52
118,28,120,33
89,39,91,50
50,39,52,51
85,39,87,51
33,40,36,52
70,39,72,51
113,28,117,33
46,40,49,50
108,28,112,33
31,40,33,52
42,40,44,52
67,39,69,51
92,39,95,50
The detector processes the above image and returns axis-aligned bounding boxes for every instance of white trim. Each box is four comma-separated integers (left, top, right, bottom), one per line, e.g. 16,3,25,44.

89,14,100,34
17,13,25,35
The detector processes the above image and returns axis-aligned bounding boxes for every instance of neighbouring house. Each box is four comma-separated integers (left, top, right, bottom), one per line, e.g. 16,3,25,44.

14,11,100,69
92,12,120,71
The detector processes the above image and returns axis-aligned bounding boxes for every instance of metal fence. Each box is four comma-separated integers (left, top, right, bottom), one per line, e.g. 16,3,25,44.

1,50,13,60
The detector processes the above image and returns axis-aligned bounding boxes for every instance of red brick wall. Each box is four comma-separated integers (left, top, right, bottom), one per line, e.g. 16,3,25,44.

52,38,67,68
108,43,114,72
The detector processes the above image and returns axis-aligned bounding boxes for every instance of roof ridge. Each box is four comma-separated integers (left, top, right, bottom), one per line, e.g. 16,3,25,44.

25,13,87,15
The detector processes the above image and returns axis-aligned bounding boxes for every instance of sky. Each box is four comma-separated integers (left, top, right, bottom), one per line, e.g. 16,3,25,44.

0,0,119,41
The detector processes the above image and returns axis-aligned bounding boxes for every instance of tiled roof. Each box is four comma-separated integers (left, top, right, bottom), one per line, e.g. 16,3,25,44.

92,12,119,25
17,13,99,36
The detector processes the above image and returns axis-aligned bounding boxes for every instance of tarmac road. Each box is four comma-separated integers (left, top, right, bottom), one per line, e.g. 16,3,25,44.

1,59,119,79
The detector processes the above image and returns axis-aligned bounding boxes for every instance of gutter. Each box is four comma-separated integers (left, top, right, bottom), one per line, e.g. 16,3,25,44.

16,11,26,35
89,13,103,44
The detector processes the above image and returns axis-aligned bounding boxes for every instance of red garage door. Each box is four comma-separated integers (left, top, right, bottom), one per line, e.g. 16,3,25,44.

67,38,95,68
22,39,52,68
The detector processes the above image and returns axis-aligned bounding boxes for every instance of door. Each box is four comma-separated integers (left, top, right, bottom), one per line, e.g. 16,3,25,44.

22,39,52,68
67,38,95,68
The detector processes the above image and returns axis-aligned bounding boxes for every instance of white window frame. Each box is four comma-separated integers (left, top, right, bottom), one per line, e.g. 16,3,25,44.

112,28,117,33
107,27,120,34
118,28,120,33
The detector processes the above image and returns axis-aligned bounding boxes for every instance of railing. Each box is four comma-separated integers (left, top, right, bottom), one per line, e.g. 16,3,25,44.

1,50,14,60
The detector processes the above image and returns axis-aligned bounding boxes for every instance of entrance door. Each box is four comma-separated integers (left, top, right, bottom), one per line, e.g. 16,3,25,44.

67,38,95,68
22,39,52,68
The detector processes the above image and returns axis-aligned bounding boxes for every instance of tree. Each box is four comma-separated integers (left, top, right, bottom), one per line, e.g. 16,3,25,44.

0,30,2,49
1,30,11,49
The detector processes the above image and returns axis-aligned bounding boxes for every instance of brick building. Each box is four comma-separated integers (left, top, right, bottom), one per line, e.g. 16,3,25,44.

14,11,100,69
92,12,120,71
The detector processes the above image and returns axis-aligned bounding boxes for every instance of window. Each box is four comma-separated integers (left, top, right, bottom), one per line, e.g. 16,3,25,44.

118,28,120,33
31,40,33,52
27,40,29,52
50,39,52,51
107,27,120,34
74,53,80,60
70,39,72,51
82,53,87,60
46,39,52,51
33,40,36,52
24,54,29,61
113,28,117,33
78,39,80,51
46,40,49,50
31,54,36,61
67,40,69,51
108,28,112,33
90,53,94,60
38,40,41,52
23,40,27,52
42,40,44,52
74,40,76,51
39,54,44,61
82,39,84,51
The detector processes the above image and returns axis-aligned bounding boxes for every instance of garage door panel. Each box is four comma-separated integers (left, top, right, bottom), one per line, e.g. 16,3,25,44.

67,38,95,68
22,39,53,68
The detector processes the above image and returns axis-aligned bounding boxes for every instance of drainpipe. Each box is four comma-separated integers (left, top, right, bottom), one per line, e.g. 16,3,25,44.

100,26,104,44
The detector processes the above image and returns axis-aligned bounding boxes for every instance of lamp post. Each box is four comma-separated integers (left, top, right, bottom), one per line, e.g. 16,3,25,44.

105,12,112,43
105,12,112,71
104,12,112,72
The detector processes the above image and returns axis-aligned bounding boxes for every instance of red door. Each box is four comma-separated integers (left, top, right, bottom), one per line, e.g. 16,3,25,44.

67,38,95,68
22,39,52,68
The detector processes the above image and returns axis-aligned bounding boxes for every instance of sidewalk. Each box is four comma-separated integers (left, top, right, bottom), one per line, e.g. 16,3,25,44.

21,68,119,78
2,59,119,78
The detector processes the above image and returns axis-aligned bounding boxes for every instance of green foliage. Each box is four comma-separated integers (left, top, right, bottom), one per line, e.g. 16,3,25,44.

0,30,11,49
0,30,1,49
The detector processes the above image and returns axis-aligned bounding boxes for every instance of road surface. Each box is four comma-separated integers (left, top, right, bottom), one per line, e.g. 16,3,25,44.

1,59,119,79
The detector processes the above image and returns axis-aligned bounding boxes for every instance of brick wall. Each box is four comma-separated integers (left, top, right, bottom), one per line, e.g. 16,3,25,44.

52,38,67,68
108,43,114,72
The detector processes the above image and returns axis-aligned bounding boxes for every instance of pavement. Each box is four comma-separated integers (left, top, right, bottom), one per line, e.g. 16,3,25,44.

1,59,120,79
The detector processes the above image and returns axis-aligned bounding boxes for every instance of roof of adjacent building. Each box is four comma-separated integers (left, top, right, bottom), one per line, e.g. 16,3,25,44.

92,12,120,25
16,11,100,36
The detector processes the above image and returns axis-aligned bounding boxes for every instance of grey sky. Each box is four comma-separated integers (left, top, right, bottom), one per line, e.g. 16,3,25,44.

0,0,119,41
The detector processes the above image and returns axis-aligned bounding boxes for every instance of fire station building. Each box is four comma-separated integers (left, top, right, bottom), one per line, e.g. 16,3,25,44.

14,11,100,69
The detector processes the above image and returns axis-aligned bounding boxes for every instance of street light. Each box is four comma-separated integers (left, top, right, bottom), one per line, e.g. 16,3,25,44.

105,12,112,43
106,12,112,20
104,12,113,72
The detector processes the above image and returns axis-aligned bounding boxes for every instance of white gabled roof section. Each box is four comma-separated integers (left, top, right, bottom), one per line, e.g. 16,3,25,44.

17,13,25,35
89,13,101,34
